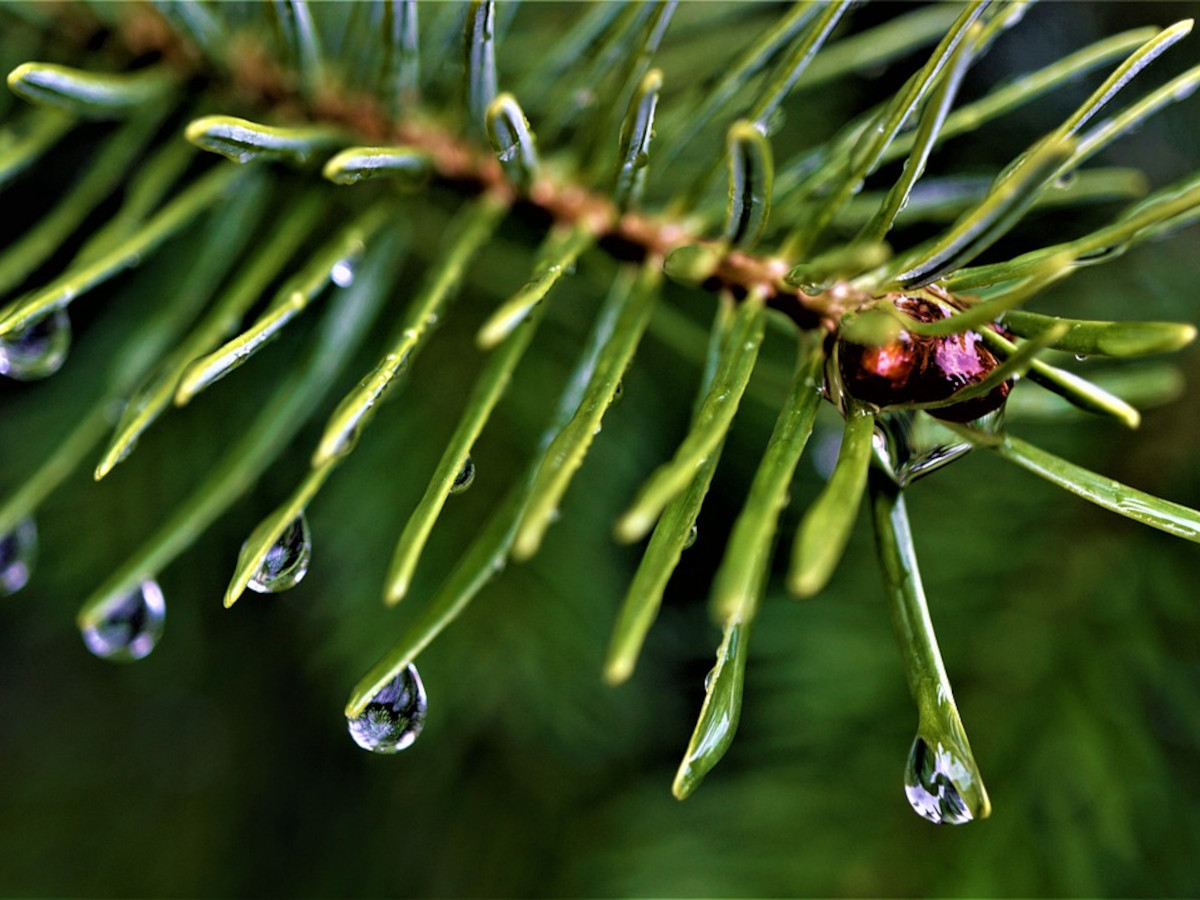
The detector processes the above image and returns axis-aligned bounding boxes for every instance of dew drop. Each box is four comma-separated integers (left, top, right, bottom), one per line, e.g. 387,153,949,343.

347,663,428,753
903,736,975,825
683,524,698,549
247,513,312,593
703,666,715,692
1053,171,1078,190
330,258,356,287
450,456,476,495
0,310,71,380
81,579,166,662
872,409,1002,487
611,379,624,406
0,517,37,595
1073,353,1088,362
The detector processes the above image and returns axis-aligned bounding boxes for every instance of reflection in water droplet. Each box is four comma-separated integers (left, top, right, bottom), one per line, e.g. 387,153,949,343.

347,663,428,753
81,579,166,661
0,517,37,595
683,524,698,549
450,456,476,495
903,736,975,825
0,310,71,380
248,513,312,593
873,409,1002,487
703,666,715,692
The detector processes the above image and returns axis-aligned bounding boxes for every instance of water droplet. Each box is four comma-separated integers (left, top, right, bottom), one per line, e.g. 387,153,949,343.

683,524,698,549
632,151,650,169
0,517,37,595
1073,353,1088,362
330,259,356,287
81,579,165,662
703,666,715,692
247,513,312,593
611,380,624,406
1053,171,1078,190
872,411,968,487
903,736,976,825
347,663,428,753
450,456,476,494
0,310,71,380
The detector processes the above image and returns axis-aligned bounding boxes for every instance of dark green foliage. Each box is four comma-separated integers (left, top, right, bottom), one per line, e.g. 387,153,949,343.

1,1,1200,895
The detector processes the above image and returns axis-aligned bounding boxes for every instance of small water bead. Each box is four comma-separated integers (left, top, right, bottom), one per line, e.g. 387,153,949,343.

873,411,964,487
347,663,428,753
682,524,698,549
81,579,166,661
247,513,311,594
450,456,476,495
903,737,976,825
330,259,356,287
0,517,37,595
0,310,71,380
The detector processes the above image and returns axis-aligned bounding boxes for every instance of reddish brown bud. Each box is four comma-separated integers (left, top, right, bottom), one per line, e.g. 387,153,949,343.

837,295,1009,422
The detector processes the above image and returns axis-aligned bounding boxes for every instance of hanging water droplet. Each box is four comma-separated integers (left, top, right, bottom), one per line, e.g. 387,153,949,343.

0,310,71,380
1073,353,1088,363
903,736,976,825
347,663,428,753
450,456,476,495
81,579,166,662
872,409,1004,488
703,665,715,692
683,524,698,549
0,517,37,595
247,513,312,593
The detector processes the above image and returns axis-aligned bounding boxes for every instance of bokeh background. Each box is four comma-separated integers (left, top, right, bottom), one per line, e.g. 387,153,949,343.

1,2,1200,896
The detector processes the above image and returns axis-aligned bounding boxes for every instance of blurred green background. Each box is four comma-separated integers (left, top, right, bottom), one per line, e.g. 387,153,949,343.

1,2,1200,896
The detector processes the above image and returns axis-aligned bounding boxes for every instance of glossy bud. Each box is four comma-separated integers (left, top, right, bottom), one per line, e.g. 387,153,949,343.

837,295,1009,423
